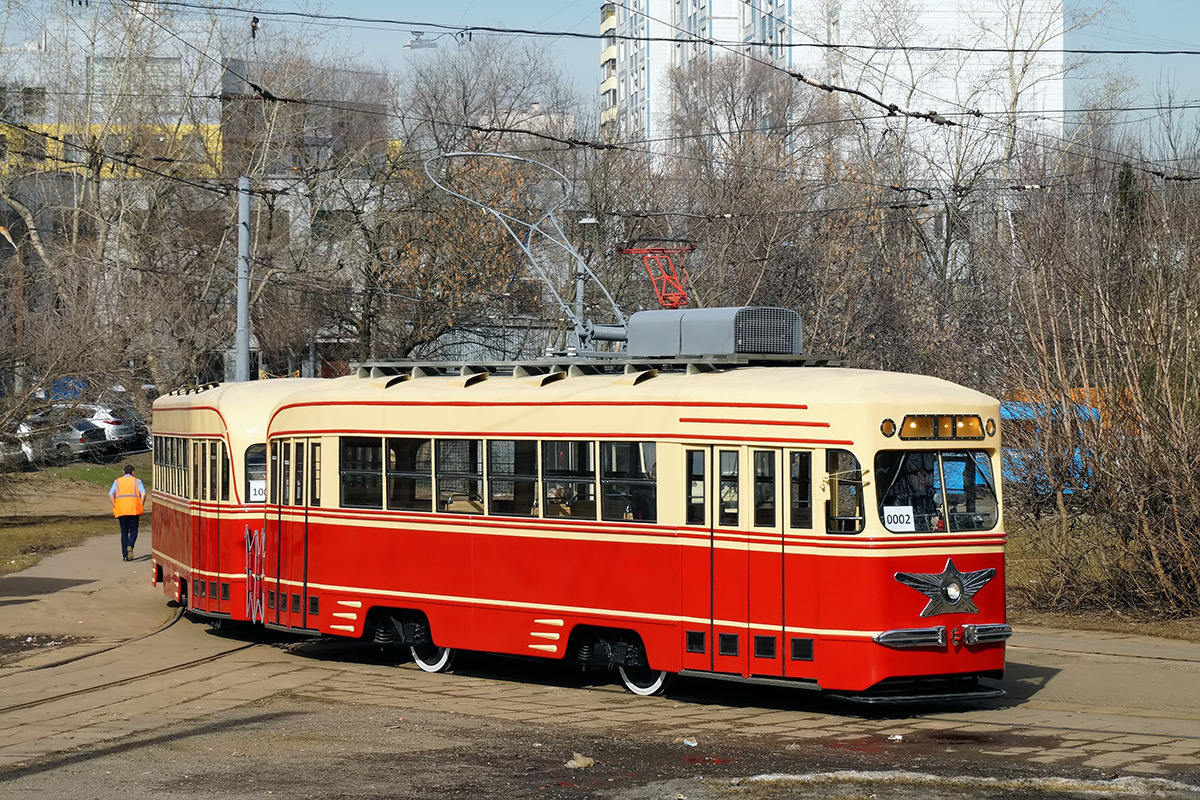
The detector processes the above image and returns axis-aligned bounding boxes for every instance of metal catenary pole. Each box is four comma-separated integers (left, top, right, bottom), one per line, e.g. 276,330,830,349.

235,175,251,382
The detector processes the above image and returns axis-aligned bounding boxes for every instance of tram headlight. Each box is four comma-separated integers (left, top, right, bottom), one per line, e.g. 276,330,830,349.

944,582,963,603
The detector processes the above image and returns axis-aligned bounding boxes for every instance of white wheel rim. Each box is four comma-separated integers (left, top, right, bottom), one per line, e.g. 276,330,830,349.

411,644,452,673
618,665,668,696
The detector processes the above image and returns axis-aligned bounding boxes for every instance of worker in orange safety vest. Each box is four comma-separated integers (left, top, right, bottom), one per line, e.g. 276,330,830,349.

109,464,146,561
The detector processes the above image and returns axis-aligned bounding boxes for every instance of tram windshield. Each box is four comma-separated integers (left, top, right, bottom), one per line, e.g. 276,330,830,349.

875,450,998,533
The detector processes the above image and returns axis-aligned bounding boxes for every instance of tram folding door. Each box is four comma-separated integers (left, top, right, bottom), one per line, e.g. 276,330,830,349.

271,438,320,632
707,446,787,678
190,440,223,614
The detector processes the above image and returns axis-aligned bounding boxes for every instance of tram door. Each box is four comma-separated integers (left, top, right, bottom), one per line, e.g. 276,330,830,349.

190,441,203,611
703,447,786,678
710,447,749,675
191,440,226,615
273,438,320,631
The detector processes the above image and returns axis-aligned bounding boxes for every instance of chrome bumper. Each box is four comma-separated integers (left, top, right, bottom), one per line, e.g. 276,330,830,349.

874,623,1013,649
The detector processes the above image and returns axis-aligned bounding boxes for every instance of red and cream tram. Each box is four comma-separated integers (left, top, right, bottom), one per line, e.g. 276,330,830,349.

151,310,1010,701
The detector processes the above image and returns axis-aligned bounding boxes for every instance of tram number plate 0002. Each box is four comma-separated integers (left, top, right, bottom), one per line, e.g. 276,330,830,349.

882,505,916,531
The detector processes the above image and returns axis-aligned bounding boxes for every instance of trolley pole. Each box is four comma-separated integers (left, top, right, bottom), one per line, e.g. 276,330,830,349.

235,175,251,382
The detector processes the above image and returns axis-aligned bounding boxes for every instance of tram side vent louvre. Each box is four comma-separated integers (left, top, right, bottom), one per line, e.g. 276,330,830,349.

686,630,706,653
209,580,218,598
221,583,229,601
291,594,301,613
268,591,275,610
791,637,814,661
309,596,319,615
718,633,739,657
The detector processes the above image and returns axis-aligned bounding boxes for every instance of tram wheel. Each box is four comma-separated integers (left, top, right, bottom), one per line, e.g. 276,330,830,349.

617,664,673,696
410,642,456,673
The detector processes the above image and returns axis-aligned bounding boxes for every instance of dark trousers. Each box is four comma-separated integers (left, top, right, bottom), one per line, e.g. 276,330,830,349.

118,515,140,556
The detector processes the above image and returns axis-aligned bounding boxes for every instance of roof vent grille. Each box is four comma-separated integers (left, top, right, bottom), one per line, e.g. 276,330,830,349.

627,306,802,357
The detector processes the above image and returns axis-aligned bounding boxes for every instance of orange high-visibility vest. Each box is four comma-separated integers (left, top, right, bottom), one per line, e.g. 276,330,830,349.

112,475,144,517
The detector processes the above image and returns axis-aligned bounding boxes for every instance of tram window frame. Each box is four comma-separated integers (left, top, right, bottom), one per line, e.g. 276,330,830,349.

685,449,707,525
718,450,739,527
310,443,321,507
600,441,656,522
339,436,384,509
386,437,433,513
542,440,596,520
753,450,776,528
246,444,267,504
826,449,865,534
487,439,537,517
436,439,484,513
789,451,813,529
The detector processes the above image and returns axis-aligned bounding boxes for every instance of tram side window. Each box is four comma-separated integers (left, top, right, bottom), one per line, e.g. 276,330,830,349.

789,451,813,529
543,440,596,520
436,439,483,513
208,441,218,502
220,441,230,501
340,437,383,509
685,449,706,525
826,449,864,534
600,441,656,522
718,450,739,526
294,442,305,507
487,439,537,516
753,450,776,527
387,437,432,512
246,444,267,503
310,443,321,507
269,441,279,504
193,442,204,500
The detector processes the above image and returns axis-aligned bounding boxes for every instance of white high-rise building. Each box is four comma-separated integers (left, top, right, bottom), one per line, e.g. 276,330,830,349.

600,0,1064,154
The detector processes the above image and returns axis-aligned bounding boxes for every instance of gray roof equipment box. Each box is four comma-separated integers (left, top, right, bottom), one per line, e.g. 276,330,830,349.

626,306,803,358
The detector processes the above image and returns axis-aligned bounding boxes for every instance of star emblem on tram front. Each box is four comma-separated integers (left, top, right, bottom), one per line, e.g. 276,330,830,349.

894,558,996,618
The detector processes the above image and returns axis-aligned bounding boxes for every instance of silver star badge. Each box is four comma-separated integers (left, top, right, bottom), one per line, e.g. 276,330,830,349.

894,558,996,617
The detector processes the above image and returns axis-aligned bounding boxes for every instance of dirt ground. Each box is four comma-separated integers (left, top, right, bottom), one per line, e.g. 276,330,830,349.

0,472,122,519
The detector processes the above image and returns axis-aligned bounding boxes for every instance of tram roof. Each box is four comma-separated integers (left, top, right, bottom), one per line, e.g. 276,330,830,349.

290,358,998,411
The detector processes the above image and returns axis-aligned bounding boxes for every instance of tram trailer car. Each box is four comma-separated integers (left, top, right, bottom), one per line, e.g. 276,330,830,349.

151,309,1010,702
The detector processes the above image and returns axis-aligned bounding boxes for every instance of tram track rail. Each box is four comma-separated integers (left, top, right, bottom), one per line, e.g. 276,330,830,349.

0,638,257,716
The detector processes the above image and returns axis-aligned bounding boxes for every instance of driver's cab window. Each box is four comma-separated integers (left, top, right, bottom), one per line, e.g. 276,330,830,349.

245,444,267,503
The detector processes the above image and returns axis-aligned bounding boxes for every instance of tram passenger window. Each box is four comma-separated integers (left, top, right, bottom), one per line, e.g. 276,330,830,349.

686,450,706,525
209,441,218,502
340,436,383,509
387,438,432,512
826,449,864,534
246,444,267,503
310,443,321,507
193,442,203,500
220,442,230,501
600,441,656,522
269,442,279,504
281,442,291,506
789,451,813,529
294,443,305,507
542,440,596,520
436,439,483,513
753,450,775,527
719,450,739,526
487,440,537,516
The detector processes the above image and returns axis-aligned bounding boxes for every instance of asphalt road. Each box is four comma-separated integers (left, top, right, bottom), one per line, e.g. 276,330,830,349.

1,535,1199,799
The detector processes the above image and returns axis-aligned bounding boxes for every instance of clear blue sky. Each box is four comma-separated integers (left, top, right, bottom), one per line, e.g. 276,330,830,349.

272,2,1198,117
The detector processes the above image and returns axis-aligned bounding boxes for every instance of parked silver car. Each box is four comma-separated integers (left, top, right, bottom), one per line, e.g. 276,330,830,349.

0,432,26,471
56,402,146,450
18,412,109,465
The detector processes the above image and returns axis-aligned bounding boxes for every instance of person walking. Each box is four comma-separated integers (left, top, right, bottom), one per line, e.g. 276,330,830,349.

110,464,146,561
